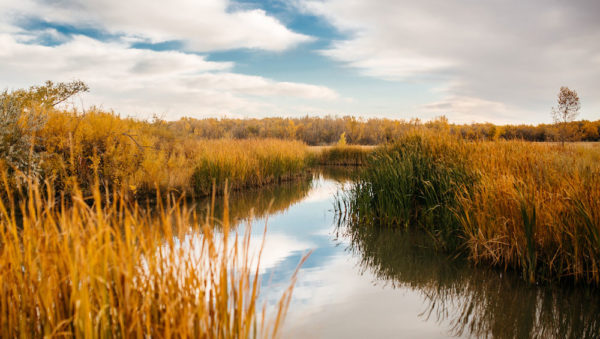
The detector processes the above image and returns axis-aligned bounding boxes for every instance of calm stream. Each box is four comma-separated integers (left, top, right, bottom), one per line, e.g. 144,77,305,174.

199,168,600,339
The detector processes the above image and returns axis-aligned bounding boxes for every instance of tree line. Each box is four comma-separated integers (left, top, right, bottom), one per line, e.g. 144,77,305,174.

3,80,597,148
167,115,600,145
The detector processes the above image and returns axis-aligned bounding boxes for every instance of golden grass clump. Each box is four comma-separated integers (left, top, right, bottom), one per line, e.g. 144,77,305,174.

35,110,311,197
0,173,304,338
346,130,600,284
458,141,600,284
189,139,310,196
314,145,375,166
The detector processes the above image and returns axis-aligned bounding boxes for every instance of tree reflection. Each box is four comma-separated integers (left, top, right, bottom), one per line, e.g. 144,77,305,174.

195,175,314,225
195,166,356,227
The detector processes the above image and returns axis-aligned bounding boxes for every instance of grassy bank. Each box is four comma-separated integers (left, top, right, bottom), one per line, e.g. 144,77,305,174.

312,145,375,166
0,176,303,337
3,105,311,197
343,132,600,284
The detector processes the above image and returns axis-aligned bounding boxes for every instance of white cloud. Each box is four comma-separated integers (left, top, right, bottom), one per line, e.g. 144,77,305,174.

420,96,534,124
250,233,313,275
0,34,231,78
281,254,460,338
183,73,338,100
1,0,312,52
299,0,600,122
322,39,453,80
0,33,340,119
0,0,340,119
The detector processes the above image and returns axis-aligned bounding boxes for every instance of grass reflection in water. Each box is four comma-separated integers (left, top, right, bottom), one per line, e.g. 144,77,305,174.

336,216,600,339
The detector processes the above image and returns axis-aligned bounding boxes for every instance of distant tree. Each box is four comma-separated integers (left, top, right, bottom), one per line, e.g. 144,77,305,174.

552,86,580,146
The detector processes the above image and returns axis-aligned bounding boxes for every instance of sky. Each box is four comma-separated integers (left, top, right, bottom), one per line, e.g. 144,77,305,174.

0,0,599,124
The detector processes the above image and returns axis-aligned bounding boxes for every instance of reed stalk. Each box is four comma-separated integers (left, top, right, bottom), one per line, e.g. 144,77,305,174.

0,174,305,337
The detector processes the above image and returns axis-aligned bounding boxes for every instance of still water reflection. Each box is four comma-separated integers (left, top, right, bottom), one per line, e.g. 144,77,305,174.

197,168,600,339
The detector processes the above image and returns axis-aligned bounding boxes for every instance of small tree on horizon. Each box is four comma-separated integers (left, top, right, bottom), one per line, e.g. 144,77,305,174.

337,132,347,146
552,86,580,146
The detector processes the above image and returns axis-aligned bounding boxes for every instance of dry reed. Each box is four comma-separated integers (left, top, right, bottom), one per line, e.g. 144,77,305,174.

344,131,600,284
0,172,306,338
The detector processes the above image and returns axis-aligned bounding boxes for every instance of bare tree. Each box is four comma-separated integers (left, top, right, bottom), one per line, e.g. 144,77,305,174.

0,93,44,175
10,80,89,109
0,80,89,176
552,86,580,146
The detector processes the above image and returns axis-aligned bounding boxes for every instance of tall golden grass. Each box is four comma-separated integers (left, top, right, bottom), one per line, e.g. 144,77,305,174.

344,131,600,284
0,172,306,337
34,110,312,197
458,140,600,284
188,139,310,196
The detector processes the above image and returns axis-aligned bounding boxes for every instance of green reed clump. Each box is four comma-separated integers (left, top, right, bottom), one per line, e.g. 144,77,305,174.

345,133,474,250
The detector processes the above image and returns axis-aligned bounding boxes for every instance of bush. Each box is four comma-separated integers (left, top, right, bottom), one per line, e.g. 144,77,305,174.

0,92,45,176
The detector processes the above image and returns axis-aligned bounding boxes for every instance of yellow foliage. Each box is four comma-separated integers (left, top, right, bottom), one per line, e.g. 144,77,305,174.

35,110,311,196
0,176,304,337
457,140,600,283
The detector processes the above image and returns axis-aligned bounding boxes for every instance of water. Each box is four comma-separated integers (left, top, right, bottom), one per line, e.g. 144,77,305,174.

197,168,600,339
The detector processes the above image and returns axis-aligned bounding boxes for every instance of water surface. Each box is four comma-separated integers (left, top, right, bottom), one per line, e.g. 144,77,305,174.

199,168,600,339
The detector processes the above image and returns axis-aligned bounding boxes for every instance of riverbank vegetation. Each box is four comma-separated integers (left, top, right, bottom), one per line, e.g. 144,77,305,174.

314,145,374,166
1,82,313,198
0,176,302,338
3,81,599,199
42,111,310,197
171,115,600,145
341,132,600,285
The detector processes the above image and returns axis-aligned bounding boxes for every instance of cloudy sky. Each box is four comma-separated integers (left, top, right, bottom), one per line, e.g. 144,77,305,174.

1,0,599,123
